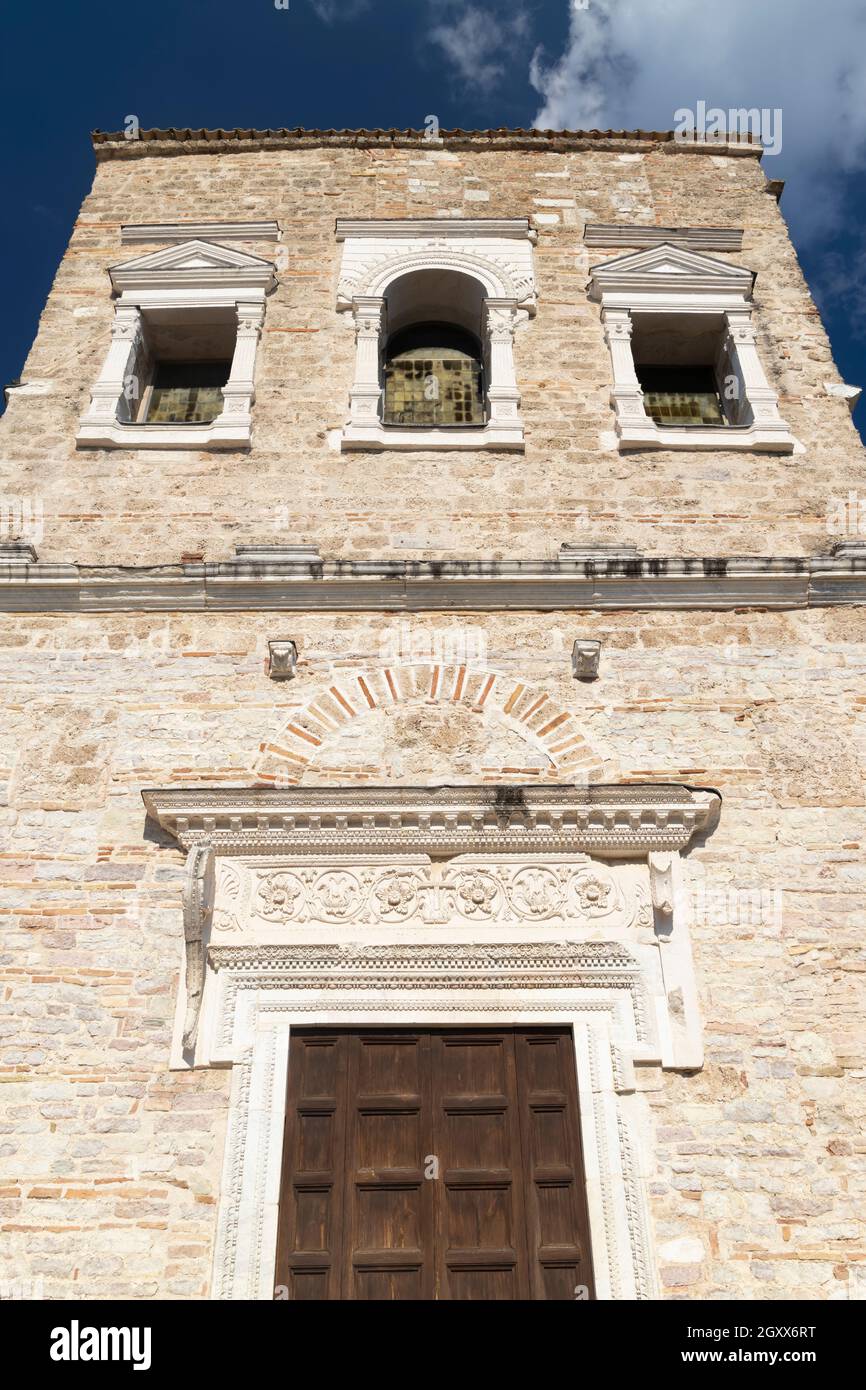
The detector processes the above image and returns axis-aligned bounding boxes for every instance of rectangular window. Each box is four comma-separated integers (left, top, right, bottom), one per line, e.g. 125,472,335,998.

144,361,231,425
636,365,726,427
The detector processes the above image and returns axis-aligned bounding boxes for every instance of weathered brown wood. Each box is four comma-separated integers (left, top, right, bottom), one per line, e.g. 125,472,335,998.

515,1029,596,1300
276,1027,595,1300
274,1032,349,1300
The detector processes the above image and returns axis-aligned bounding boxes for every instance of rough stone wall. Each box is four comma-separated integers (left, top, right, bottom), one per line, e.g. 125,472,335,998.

1,139,864,563
0,139,864,1301
0,608,864,1298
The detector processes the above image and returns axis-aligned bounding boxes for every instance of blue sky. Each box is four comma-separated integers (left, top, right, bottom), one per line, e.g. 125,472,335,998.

1,0,864,440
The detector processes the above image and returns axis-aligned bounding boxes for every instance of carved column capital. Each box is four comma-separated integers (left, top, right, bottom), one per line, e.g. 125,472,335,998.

236,301,265,338
110,305,144,344
351,295,387,338
601,307,634,346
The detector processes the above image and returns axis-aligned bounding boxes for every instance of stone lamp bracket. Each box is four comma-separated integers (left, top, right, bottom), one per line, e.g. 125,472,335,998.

267,639,298,680
573,639,602,681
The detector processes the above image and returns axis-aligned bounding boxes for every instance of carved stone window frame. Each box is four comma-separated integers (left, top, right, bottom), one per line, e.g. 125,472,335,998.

76,240,276,450
143,783,721,1302
335,219,537,451
589,243,797,453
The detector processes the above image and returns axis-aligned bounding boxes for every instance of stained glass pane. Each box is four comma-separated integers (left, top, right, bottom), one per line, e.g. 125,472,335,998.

637,366,726,427
383,335,483,427
146,361,231,425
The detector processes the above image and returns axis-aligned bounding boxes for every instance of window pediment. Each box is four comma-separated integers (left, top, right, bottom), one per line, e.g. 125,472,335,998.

589,242,754,300
109,239,277,294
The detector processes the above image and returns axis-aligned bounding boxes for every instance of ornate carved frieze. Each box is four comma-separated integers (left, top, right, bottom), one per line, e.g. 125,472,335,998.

212,855,652,932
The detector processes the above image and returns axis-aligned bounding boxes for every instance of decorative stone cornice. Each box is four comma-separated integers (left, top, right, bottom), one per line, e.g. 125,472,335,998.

206,941,644,997
142,783,721,858
3,550,866,612
208,940,638,973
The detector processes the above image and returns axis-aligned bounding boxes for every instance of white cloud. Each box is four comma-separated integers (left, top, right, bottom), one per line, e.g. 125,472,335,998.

530,0,866,242
429,3,530,96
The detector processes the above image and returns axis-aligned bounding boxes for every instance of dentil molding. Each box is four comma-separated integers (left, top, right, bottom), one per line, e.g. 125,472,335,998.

142,783,721,857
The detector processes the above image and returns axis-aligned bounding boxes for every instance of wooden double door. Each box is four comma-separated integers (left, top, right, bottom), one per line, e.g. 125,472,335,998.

275,1027,595,1300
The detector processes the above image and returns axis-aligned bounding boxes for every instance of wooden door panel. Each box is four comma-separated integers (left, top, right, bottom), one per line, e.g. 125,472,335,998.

515,1030,595,1299
275,1033,348,1300
433,1032,530,1300
276,1027,595,1300
344,1033,433,1300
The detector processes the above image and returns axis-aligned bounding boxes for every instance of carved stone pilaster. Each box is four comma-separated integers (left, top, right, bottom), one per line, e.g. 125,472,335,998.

602,308,648,426
219,302,264,425
722,309,787,435
346,296,386,439
182,846,216,1050
483,297,525,433
79,305,144,425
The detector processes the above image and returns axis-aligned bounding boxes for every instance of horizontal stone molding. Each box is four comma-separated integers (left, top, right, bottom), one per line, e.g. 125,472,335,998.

142,783,721,858
584,223,744,251
336,218,534,242
121,221,280,244
2,551,866,611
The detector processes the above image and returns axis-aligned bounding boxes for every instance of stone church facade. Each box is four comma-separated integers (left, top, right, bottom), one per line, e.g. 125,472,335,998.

0,127,864,1301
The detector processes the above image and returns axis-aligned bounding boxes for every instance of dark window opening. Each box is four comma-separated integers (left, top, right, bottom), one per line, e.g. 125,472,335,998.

636,365,727,427
145,361,231,425
383,324,484,428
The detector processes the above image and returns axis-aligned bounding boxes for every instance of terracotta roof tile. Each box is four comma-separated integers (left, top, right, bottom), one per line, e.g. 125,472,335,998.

91,126,762,158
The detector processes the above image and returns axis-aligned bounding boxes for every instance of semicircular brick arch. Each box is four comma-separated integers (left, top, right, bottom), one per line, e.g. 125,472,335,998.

254,663,613,787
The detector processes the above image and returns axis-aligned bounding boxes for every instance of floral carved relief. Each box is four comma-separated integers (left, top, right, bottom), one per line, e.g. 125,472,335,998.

237,858,651,929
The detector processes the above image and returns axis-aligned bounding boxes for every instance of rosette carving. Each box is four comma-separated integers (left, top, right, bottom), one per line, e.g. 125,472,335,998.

256,871,304,922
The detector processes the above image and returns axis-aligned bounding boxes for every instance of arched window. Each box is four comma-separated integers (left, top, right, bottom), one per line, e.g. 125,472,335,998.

338,237,535,451
383,323,484,427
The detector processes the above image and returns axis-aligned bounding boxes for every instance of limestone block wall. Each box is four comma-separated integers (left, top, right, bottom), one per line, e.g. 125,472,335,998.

0,607,864,1299
0,136,864,564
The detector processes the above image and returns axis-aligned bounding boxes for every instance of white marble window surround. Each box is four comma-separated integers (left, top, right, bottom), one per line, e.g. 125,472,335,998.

76,241,276,450
335,219,538,451
589,243,798,454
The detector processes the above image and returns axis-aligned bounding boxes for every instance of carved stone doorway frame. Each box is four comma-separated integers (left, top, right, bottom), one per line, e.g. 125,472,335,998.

142,784,721,1302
